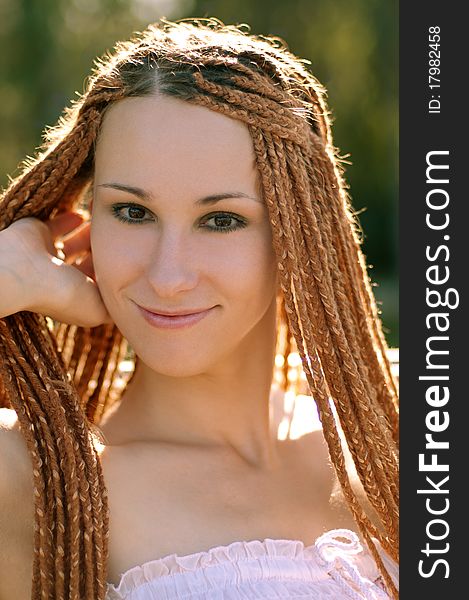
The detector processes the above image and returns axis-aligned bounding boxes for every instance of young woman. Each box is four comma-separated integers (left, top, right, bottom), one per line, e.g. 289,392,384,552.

0,18,399,600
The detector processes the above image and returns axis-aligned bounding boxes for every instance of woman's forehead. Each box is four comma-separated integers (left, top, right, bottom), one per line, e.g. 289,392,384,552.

96,95,254,158
94,95,258,194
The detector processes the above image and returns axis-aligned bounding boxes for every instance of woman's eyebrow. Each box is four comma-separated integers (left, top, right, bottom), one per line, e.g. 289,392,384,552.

96,182,261,205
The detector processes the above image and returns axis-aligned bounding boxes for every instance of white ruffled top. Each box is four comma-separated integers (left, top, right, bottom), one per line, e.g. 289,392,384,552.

105,528,398,599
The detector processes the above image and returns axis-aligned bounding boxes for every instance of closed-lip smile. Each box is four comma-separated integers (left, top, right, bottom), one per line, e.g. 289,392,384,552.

134,302,216,330
140,306,212,316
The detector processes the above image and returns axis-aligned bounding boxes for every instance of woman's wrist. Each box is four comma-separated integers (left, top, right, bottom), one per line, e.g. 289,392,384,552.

0,263,30,317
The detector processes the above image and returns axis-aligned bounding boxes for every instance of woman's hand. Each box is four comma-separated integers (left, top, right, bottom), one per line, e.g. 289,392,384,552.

0,211,113,327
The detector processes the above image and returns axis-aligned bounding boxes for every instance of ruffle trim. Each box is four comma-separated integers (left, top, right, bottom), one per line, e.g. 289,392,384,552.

106,529,395,598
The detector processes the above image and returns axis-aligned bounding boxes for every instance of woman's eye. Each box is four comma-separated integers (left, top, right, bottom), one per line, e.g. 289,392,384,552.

111,204,153,224
201,213,247,233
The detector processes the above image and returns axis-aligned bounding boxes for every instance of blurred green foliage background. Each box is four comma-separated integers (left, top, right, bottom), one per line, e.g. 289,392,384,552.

0,0,398,346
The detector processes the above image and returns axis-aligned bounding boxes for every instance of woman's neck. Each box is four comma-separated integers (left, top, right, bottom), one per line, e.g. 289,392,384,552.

98,297,281,469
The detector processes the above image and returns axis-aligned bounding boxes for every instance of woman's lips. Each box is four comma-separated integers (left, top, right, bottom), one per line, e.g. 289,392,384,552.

136,305,215,329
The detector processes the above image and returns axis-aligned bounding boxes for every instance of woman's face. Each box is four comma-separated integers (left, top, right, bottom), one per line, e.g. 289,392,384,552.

90,94,278,376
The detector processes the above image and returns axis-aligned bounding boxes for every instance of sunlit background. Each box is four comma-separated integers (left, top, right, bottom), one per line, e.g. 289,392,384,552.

0,0,398,350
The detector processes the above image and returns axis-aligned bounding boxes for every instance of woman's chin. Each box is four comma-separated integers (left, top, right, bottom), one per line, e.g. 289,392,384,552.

134,352,214,378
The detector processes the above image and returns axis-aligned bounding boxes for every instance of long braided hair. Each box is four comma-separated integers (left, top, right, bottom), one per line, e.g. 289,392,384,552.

0,18,399,599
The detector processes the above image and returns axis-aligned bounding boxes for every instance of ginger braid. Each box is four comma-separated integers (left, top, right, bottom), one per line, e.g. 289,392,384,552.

0,314,111,598
248,127,397,594
0,82,126,597
0,19,398,599
281,138,399,489
301,143,399,437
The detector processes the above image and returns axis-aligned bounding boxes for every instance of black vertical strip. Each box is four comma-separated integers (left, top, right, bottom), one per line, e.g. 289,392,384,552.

400,2,466,598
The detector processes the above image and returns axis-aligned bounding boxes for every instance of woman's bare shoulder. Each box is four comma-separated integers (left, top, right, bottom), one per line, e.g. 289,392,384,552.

0,409,35,542
0,408,33,486
0,408,34,518
0,409,35,600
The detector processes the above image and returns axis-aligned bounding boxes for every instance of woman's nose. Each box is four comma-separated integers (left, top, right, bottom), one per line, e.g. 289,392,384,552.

145,231,199,298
